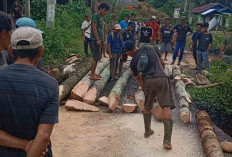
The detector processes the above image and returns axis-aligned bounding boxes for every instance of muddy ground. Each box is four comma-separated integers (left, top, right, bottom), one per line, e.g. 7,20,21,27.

51,52,232,157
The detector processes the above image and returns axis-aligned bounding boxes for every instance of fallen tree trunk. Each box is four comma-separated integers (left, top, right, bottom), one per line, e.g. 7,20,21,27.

172,65,182,80
194,82,224,89
71,60,109,101
122,103,137,113
221,141,232,153
83,65,110,104
98,96,108,106
108,69,133,110
135,90,145,111
59,61,92,101
65,99,99,112
196,111,225,157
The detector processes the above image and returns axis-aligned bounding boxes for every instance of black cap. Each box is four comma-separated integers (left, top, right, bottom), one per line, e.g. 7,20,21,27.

202,22,209,28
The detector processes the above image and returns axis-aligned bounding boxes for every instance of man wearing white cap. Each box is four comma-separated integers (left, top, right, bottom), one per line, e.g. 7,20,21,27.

107,24,123,82
0,27,59,157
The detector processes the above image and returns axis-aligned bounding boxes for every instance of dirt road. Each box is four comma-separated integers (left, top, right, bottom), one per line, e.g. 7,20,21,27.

52,52,231,157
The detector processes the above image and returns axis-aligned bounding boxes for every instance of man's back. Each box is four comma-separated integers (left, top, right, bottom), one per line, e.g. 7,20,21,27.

0,64,59,156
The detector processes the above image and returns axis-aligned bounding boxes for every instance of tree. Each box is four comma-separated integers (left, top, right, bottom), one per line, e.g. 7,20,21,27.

25,0,30,17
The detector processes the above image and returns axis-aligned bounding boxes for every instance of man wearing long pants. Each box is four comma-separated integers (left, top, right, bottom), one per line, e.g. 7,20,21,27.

172,16,192,65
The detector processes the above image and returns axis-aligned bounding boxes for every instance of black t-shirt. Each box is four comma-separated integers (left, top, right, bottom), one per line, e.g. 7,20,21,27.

140,26,153,43
174,24,192,42
160,25,174,43
197,32,213,52
130,45,167,80
0,64,59,157
121,29,134,42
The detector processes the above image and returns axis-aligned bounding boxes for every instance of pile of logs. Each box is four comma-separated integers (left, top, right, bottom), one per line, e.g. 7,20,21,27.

196,111,225,157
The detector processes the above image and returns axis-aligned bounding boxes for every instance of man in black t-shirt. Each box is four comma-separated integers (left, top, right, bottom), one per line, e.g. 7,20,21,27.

172,16,193,65
138,19,153,47
197,22,212,73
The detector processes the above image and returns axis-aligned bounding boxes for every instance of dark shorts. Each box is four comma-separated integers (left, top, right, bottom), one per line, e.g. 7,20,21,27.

144,77,175,110
120,53,128,63
91,40,102,61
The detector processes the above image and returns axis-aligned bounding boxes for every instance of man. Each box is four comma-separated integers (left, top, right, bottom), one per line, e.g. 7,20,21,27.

14,17,45,71
219,32,232,65
108,14,118,33
160,17,174,61
197,22,212,73
149,16,160,46
81,13,92,57
11,0,23,23
130,13,138,35
120,14,129,31
0,27,59,156
119,22,136,73
138,19,153,48
172,16,193,65
191,23,202,68
124,41,174,150
90,2,110,80
0,11,13,68
107,24,122,82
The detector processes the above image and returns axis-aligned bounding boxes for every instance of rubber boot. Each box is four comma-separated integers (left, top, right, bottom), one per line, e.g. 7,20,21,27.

143,113,154,138
163,119,173,150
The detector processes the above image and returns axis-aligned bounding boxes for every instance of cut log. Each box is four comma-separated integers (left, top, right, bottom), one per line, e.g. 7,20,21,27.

83,65,110,104
71,60,109,101
172,66,181,80
196,111,225,157
98,96,108,106
175,80,192,103
153,105,163,121
180,107,192,123
164,65,173,77
108,69,133,110
65,99,99,112
63,63,77,74
135,90,145,111
59,61,92,101
122,103,137,113
221,141,232,153
194,82,224,89
195,74,211,85
182,77,195,86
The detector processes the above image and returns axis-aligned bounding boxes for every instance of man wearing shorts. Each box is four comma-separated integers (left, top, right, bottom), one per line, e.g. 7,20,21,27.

160,17,174,61
125,41,174,150
90,2,110,80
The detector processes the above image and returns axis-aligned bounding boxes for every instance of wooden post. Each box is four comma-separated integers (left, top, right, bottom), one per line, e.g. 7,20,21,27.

25,0,30,17
3,0,7,13
46,0,56,28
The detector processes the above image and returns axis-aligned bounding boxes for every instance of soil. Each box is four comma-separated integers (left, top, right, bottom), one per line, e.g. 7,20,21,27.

52,52,232,157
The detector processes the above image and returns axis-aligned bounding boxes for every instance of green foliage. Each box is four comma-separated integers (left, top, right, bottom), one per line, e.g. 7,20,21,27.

188,60,232,115
211,33,225,52
31,0,47,20
31,0,89,67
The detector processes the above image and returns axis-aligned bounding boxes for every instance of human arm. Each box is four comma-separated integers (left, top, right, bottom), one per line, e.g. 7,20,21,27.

136,75,144,91
82,29,86,42
92,23,101,46
208,34,213,51
107,34,112,59
219,45,225,59
160,57,165,69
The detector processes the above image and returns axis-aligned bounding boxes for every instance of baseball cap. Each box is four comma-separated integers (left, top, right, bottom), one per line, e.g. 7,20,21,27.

202,22,209,28
122,40,135,52
128,22,136,27
181,16,186,20
152,16,156,19
11,27,43,50
115,24,122,30
16,17,43,33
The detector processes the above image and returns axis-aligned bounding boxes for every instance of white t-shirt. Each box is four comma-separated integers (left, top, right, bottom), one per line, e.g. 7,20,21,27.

81,20,91,39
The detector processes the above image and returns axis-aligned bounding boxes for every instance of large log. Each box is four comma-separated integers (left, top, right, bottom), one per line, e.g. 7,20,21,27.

122,104,137,113
71,60,109,101
98,96,108,106
172,65,181,80
108,69,133,110
59,61,92,101
83,65,110,104
221,141,232,153
65,99,99,112
135,90,145,111
175,80,192,103
196,111,225,157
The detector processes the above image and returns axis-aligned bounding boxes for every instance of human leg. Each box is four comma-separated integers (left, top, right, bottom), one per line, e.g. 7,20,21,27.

202,50,209,71
193,49,197,67
172,42,180,64
84,37,89,56
197,50,203,73
90,41,102,80
178,41,186,64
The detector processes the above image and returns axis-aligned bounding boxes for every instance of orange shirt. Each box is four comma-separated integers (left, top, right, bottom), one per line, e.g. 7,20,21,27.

149,22,159,40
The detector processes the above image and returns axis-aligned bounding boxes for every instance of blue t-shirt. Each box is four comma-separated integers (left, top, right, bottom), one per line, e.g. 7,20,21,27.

174,24,193,42
160,25,174,43
120,20,128,30
0,64,59,157
192,31,200,51
107,32,123,54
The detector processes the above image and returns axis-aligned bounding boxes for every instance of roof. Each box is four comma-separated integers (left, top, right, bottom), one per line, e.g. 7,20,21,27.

193,3,225,14
219,7,232,14
201,9,221,16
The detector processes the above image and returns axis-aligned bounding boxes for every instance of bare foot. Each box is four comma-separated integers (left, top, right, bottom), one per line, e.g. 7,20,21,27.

90,74,101,80
163,144,172,150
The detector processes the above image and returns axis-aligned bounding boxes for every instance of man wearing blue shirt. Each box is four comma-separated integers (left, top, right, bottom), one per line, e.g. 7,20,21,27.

107,24,123,82
191,23,202,69
120,15,129,31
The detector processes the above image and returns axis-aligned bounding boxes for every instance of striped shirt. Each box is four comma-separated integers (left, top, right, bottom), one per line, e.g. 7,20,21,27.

0,64,59,157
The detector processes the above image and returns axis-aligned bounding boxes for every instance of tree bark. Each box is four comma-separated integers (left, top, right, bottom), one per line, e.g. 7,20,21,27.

221,141,232,153
59,61,92,101
194,82,224,89
71,60,109,101
108,69,133,110
122,104,137,113
83,65,110,104
46,0,56,28
98,96,108,106
172,66,182,80
196,111,225,157
65,100,99,112
25,0,30,17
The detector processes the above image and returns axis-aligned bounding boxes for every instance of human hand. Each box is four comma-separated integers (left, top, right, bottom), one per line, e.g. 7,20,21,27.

25,140,48,157
109,54,112,59
83,37,86,42
97,39,101,46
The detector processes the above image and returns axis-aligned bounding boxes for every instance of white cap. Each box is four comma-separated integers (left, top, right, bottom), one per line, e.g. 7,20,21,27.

152,16,156,19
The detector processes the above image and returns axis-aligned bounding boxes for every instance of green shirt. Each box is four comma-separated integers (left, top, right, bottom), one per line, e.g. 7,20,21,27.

224,36,232,56
90,12,104,41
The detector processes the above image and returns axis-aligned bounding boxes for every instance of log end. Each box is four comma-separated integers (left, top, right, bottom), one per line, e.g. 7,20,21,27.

65,99,99,112
71,82,89,101
83,88,97,105
153,106,163,121
98,96,109,106
122,104,137,113
221,141,232,153
108,93,120,111
180,109,192,123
